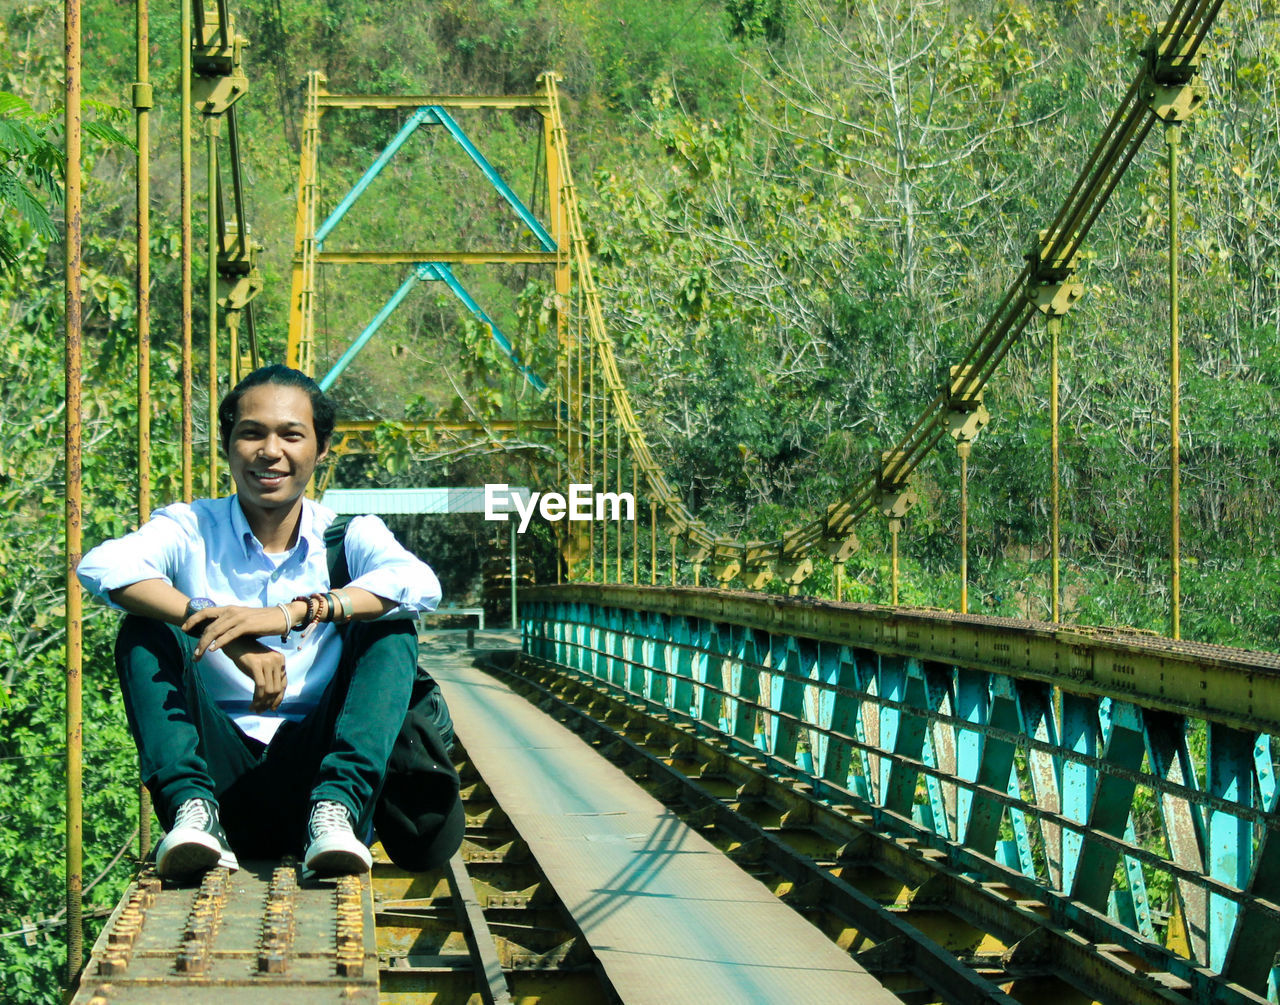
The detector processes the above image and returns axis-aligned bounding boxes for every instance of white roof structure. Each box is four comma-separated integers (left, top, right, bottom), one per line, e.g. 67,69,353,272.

320,486,531,515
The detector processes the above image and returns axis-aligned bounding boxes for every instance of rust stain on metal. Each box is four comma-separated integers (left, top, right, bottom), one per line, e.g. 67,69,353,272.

96,871,158,976
257,861,298,974
334,874,365,977
174,867,229,974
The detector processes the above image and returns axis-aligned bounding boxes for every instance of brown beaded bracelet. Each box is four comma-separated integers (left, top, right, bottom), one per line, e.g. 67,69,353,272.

292,595,318,632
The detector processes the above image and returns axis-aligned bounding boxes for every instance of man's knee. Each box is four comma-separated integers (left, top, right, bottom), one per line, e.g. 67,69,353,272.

342,619,418,668
115,614,192,676
347,618,417,643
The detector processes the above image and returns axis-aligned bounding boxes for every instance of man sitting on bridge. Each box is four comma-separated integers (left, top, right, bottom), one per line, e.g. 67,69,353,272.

77,364,442,879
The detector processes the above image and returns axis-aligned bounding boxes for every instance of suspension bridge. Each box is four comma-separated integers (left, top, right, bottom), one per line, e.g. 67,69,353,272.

48,0,1280,1001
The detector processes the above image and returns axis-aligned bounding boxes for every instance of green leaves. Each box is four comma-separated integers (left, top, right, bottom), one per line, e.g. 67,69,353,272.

0,90,62,269
725,0,789,42
0,90,133,272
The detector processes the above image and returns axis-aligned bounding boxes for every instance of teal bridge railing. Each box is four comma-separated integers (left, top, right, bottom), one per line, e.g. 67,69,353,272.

522,584,1280,1003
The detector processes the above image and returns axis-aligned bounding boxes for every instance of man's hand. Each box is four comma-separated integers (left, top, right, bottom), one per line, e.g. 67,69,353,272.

184,604,294,713
221,637,288,712
184,603,294,660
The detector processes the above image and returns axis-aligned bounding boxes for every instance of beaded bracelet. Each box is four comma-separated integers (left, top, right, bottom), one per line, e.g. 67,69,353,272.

292,594,319,631
292,593,333,639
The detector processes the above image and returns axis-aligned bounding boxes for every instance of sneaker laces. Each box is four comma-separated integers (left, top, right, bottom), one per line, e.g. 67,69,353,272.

309,800,352,839
173,799,212,830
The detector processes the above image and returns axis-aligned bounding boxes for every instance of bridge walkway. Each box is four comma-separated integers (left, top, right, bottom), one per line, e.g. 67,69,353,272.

429,630,894,1003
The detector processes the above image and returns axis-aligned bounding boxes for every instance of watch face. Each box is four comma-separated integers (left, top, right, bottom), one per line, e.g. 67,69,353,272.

187,597,216,615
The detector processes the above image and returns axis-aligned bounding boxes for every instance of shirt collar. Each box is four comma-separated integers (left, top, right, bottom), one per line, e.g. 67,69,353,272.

230,495,319,561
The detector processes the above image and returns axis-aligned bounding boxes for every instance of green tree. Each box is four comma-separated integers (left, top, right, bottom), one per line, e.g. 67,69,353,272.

0,91,61,270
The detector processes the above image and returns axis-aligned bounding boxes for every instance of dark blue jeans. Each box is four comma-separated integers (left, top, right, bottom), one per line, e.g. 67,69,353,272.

115,615,417,857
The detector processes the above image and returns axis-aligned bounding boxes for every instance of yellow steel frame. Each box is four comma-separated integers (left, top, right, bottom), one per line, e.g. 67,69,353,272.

313,420,558,496
286,79,567,380
327,418,557,459
317,251,558,265
318,94,550,111
286,77,590,561
287,74,718,581
287,71,323,374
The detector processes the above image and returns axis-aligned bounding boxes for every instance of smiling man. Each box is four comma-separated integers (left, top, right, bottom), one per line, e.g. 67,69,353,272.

77,364,442,879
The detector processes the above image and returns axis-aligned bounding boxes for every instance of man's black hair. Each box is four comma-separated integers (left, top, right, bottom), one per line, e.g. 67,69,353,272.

218,364,336,451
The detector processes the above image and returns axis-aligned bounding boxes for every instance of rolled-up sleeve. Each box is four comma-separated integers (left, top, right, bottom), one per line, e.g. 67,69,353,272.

342,515,441,617
76,508,192,609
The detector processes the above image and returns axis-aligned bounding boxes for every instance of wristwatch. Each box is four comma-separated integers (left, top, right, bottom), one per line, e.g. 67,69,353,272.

183,596,216,636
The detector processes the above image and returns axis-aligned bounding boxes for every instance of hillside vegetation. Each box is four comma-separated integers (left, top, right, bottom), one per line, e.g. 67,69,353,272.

1,0,1279,997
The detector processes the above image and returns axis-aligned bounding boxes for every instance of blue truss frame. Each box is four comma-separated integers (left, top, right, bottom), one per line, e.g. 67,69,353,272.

315,105,552,391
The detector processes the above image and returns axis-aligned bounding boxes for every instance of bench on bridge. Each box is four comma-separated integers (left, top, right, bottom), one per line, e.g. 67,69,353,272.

421,606,485,647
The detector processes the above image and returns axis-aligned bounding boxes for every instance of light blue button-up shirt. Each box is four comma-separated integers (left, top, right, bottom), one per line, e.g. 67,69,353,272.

77,496,441,743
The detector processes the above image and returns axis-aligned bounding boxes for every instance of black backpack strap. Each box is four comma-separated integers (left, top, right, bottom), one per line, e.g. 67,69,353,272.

324,514,354,589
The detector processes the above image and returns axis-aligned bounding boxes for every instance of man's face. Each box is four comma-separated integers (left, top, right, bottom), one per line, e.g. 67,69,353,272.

226,383,329,515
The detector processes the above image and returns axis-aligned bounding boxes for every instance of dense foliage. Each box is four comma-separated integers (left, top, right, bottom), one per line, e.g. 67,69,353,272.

3,0,1280,998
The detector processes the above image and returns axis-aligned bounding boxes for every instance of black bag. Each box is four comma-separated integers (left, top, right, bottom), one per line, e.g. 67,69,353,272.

326,516,464,871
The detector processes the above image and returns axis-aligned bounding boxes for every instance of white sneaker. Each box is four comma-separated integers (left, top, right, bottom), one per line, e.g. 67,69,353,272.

303,800,372,878
155,798,239,878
